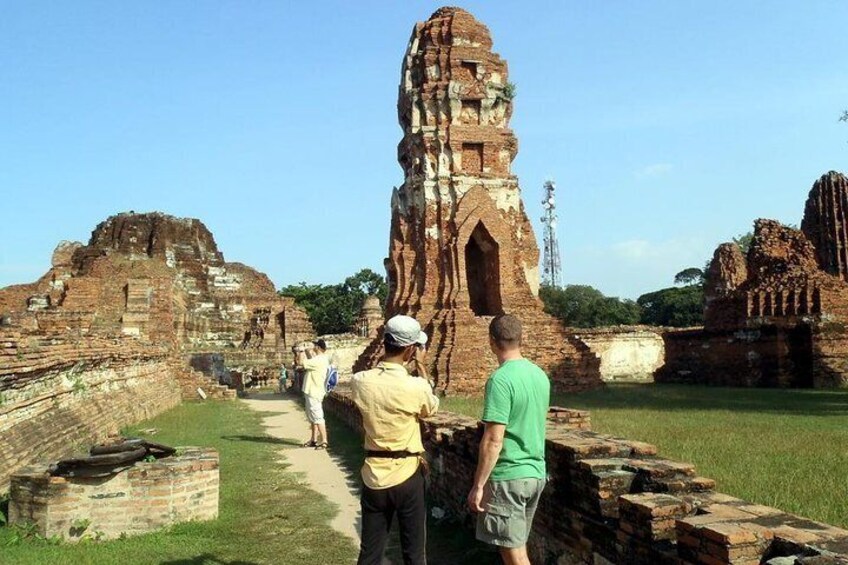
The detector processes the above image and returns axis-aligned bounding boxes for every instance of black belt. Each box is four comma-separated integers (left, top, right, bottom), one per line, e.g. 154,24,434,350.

365,450,422,459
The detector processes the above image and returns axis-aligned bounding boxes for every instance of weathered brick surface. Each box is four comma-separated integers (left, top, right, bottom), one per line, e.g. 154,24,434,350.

325,387,848,564
0,212,314,369
173,362,237,401
0,330,181,492
352,295,383,339
0,212,316,490
0,212,313,493
659,326,814,387
664,172,848,388
9,447,218,540
802,171,848,282
353,7,601,394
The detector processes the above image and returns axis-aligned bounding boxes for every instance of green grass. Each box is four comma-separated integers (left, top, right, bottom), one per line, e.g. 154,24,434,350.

443,383,848,529
13,385,840,562
0,400,358,565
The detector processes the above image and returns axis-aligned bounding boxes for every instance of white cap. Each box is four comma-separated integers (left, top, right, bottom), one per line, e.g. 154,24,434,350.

384,315,428,347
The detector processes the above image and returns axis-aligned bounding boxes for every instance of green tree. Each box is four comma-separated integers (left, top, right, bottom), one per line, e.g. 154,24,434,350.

674,267,704,286
539,284,641,328
637,286,704,327
733,231,754,254
342,268,388,305
279,268,387,335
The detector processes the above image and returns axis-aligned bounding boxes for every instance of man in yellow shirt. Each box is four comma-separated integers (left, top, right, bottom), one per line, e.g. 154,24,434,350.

351,315,439,565
297,339,330,449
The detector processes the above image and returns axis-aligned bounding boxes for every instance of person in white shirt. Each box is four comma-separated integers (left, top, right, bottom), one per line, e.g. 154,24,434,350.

296,339,330,449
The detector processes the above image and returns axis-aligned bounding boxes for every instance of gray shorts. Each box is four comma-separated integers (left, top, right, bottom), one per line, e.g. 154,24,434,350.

304,395,325,424
476,477,546,548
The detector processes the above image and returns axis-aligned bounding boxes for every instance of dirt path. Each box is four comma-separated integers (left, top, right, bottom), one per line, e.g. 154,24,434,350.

240,392,361,545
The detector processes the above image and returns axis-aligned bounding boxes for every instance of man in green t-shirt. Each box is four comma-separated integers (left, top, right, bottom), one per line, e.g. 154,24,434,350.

467,314,550,565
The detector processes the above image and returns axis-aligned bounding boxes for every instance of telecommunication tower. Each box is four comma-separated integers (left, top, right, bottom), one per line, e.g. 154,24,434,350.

540,180,562,287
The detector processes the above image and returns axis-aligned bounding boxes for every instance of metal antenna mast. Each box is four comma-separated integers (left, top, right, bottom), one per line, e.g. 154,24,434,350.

540,180,562,287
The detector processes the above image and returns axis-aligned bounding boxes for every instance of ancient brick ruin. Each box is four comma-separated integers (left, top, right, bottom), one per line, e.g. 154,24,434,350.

352,295,383,339
0,212,314,491
354,7,601,394
326,388,848,564
10,447,219,541
660,171,848,387
0,212,312,366
0,334,179,491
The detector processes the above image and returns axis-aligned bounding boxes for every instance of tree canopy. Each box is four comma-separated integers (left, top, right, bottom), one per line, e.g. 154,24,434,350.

637,285,704,327
539,284,641,328
674,267,704,286
733,231,754,254
279,268,387,335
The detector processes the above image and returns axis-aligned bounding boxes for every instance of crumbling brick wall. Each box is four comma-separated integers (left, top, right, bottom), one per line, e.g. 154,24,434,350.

658,326,817,387
10,447,218,541
0,211,315,495
325,388,848,564
0,212,315,367
0,330,181,492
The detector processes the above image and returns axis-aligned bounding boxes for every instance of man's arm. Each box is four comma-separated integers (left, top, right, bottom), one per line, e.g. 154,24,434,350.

419,382,439,418
467,422,505,512
413,346,427,376
411,346,438,417
301,354,322,371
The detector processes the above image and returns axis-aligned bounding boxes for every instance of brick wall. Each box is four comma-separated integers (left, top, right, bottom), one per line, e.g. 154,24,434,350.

810,323,848,388
10,447,218,540
0,330,182,492
658,324,848,389
325,387,848,564
658,327,795,387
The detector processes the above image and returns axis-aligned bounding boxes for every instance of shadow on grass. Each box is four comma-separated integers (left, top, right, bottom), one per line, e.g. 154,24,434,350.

557,383,848,416
220,434,302,447
160,554,260,565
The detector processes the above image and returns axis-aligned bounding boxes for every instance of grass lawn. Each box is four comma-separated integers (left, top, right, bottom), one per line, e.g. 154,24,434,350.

442,383,848,529
0,399,358,565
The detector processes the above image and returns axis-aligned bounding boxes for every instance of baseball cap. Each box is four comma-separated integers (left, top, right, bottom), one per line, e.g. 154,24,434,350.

384,315,428,347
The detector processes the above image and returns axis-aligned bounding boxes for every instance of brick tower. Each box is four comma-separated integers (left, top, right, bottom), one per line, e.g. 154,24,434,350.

354,7,601,394
801,171,848,281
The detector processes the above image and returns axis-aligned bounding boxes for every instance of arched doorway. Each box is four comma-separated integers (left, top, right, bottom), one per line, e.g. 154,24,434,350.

465,222,503,316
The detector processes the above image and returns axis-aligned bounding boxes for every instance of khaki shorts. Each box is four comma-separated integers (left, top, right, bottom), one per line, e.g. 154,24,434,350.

476,477,546,548
304,395,325,424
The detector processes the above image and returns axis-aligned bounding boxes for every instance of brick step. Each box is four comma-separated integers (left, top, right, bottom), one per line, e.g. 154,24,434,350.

174,366,236,401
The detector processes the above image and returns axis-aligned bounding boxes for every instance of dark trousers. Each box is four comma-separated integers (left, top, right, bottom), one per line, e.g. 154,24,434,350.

357,468,427,565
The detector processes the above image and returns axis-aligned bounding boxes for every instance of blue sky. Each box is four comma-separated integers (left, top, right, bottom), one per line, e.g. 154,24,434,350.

1,1,846,299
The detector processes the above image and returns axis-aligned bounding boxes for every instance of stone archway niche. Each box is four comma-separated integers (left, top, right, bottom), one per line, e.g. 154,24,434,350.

464,221,503,316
